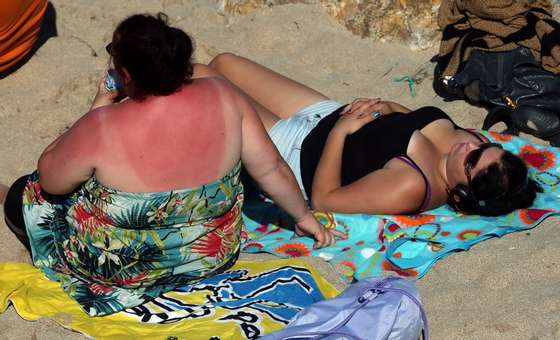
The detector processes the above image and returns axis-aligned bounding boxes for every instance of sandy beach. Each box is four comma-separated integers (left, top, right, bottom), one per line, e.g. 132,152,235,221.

1,1,559,339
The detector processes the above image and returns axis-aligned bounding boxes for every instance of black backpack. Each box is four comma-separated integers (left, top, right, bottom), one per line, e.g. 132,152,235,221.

433,47,560,146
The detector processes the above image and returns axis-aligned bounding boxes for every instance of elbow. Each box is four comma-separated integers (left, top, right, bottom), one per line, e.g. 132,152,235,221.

310,200,324,212
310,185,328,211
310,192,329,212
37,153,50,186
37,175,71,196
36,154,61,195
249,161,282,189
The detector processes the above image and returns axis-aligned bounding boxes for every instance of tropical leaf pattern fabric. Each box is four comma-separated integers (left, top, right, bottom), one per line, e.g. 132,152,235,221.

22,161,244,316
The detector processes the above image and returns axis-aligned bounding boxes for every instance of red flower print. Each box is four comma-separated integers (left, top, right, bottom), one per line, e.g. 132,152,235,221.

89,283,113,295
63,246,76,260
274,243,311,257
489,131,514,142
242,242,264,252
191,231,226,258
115,271,148,287
173,197,183,207
382,260,419,277
256,225,269,233
147,202,169,223
393,214,435,227
99,190,110,201
388,223,400,233
191,204,241,260
519,208,551,224
202,204,239,229
519,145,555,170
23,180,46,204
73,203,113,235
457,229,481,240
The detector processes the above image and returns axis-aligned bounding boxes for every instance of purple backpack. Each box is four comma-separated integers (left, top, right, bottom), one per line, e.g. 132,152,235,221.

262,276,428,340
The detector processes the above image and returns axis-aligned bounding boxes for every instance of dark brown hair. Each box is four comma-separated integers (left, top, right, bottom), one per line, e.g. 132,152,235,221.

111,13,193,99
453,151,542,216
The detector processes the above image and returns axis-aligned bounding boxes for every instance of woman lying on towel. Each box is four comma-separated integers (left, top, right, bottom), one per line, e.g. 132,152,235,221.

203,53,541,217
0,14,341,316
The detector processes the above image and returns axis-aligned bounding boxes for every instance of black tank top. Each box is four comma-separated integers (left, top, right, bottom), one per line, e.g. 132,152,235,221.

300,106,475,204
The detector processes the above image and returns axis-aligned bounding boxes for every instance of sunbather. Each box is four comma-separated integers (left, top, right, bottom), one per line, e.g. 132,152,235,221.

203,53,541,216
0,14,340,316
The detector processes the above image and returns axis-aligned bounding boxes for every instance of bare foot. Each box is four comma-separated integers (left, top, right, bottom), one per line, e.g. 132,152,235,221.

0,183,8,205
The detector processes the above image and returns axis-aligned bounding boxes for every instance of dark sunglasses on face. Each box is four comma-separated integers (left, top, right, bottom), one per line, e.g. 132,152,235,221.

464,142,503,186
105,42,113,56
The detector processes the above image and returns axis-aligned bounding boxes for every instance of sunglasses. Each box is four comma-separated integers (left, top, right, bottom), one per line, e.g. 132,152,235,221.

105,42,114,56
464,142,503,187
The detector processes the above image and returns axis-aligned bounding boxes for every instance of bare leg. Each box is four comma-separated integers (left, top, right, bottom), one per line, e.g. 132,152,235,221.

208,53,330,122
0,183,8,205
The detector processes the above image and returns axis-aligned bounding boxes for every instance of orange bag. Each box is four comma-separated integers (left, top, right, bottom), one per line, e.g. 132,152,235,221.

0,0,48,73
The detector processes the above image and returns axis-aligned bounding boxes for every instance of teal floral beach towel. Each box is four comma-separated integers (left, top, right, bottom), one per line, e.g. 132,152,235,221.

241,132,559,282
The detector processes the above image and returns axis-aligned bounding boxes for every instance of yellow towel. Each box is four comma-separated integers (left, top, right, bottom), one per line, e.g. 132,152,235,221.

0,259,339,339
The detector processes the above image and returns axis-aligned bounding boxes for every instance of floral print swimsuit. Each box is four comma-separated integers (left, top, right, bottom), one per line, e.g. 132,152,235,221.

22,161,244,316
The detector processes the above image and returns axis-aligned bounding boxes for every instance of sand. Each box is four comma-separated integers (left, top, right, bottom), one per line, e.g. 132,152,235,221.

1,1,559,339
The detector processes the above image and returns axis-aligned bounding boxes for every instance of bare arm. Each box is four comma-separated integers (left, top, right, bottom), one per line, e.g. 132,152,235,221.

311,99,422,214
238,93,343,247
38,76,117,194
201,72,308,220
193,67,308,217
386,101,411,113
312,163,425,214
38,110,101,195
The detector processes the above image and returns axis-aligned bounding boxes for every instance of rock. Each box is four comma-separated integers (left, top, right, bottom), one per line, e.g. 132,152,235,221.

218,0,560,50
553,0,560,20
218,0,442,50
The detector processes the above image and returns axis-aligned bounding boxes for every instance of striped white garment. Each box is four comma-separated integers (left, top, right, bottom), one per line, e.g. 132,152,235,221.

268,100,343,199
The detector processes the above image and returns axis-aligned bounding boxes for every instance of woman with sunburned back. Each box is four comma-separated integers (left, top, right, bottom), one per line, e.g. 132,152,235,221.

0,14,341,316
202,53,541,217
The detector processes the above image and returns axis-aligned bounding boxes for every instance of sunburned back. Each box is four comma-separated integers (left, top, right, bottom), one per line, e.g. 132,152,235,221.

92,77,243,192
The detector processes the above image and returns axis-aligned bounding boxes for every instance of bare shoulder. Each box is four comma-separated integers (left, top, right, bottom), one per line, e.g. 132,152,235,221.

191,76,240,96
195,77,254,113
193,75,229,87
69,106,105,133
384,159,429,208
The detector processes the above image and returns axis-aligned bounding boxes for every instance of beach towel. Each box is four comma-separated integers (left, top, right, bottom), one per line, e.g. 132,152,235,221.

241,131,559,281
0,0,48,73
0,258,338,339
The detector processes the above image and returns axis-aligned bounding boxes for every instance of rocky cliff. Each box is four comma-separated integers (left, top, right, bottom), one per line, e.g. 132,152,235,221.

218,0,560,50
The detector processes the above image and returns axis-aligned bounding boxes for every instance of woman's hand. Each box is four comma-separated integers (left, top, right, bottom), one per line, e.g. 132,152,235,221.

294,212,347,249
333,98,392,135
342,98,391,117
90,74,120,111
